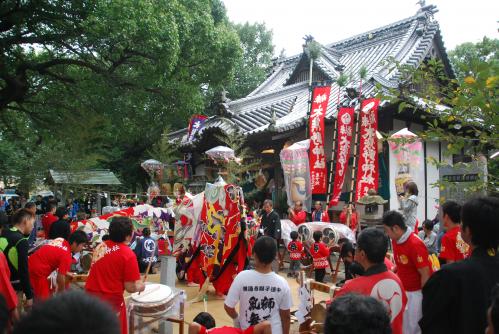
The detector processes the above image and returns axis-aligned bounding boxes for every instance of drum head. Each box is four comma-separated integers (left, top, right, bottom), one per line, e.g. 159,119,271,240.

322,228,338,247
298,225,311,243
131,284,173,304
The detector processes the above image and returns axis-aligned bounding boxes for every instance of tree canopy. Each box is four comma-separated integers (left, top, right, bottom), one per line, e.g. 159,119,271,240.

381,37,498,195
0,0,243,191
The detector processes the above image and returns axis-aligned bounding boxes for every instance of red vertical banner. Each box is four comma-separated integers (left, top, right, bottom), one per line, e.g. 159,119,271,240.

329,107,354,207
309,86,331,194
355,98,380,201
187,114,208,142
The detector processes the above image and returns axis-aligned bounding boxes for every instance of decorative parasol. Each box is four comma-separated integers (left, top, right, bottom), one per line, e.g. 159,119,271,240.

205,146,235,162
141,159,164,175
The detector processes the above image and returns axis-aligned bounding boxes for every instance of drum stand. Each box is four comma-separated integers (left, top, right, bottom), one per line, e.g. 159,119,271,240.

128,289,185,334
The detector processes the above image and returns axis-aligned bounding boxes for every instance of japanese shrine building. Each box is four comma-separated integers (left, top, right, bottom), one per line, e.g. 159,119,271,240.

169,5,457,222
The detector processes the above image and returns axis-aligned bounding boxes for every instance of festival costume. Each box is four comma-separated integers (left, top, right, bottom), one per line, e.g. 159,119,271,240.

289,210,306,226
311,210,329,222
420,247,499,334
41,213,58,238
339,211,358,231
85,240,140,334
392,230,431,334
28,238,72,301
439,226,469,262
336,263,407,334
310,242,329,282
287,240,303,275
199,325,254,334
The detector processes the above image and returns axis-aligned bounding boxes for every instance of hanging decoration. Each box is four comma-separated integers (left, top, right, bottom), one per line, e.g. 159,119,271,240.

329,107,354,207
309,86,332,194
355,98,380,201
388,128,423,195
280,139,312,212
187,114,208,142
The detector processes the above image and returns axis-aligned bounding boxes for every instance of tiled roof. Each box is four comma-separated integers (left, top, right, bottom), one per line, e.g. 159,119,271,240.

49,169,122,185
170,6,453,144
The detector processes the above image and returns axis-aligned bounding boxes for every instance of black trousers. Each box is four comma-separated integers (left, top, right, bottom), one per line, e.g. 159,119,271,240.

315,268,326,282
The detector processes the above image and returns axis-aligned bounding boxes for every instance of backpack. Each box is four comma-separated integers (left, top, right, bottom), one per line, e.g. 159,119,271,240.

0,228,28,271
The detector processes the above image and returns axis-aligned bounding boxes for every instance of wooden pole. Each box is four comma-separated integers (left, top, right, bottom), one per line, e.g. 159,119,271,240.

348,104,362,204
326,117,338,205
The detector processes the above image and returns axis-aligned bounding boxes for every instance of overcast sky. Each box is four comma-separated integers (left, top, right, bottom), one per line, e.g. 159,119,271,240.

223,0,498,56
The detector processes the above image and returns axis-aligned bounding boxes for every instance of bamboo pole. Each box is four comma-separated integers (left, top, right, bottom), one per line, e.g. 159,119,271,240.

326,117,338,205
348,103,362,204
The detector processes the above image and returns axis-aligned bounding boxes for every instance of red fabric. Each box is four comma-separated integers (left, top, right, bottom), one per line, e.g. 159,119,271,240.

311,210,330,222
28,238,72,301
309,86,331,194
339,211,358,231
392,233,431,291
355,98,380,201
329,107,354,207
310,242,330,269
289,210,307,226
187,251,205,285
85,240,140,334
287,240,304,260
41,213,58,238
200,325,255,334
213,238,247,295
158,238,167,256
0,253,17,311
384,257,395,271
336,270,407,334
440,226,470,261
195,184,245,294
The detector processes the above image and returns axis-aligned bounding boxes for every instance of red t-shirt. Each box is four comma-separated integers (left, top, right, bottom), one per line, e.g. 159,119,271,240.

439,226,470,262
0,253,17,311
41,213,58,238
290,210,307,226
336,269,407,334
29,238,72,278
199,325,254,334
310,242,330,269
392,233,431,291
339,211,358,231
85,240,140,296
287,240,304,260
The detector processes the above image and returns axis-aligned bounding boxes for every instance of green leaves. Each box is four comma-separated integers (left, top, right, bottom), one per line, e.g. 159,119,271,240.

0,0,243,191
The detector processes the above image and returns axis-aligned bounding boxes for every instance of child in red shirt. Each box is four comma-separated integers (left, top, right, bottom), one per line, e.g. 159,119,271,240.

309,231,330,282
189,312,271,334
29,230,87,301
85,217,145,334
287,231,303,278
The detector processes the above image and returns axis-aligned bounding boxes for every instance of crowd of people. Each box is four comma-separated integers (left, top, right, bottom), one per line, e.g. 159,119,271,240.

0,183,496,334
